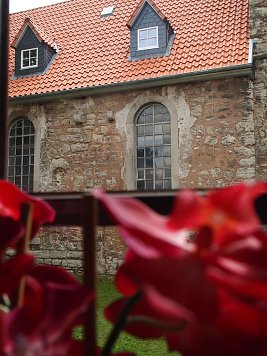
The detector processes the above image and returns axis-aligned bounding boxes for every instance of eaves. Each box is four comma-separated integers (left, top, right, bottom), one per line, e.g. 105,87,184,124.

9,64,253,105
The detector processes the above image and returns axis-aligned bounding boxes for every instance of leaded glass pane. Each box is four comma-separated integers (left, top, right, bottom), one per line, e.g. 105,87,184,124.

164,157,171,166
145,125,153,135
146,170,153,179
137,158,144,168
144,136,153,146
144,106,153,115
138,114,145,124
163,123,171,134
154,135,163,146
163,146,171,156
146,158,153,168
165,169,171,178
145,147,153,157
164,180,172,189
145,114,153,124
137,136,144,147
138,170,144,179
137,148,144,157
155,180,163,190
154,147,162,157
137,180,145,191
155,157,164,168
156,169,163,179
8,118,35,192
163,135,171,144
155,125,162,134
137,126,144,135
146,180,153,190
136,104,171,191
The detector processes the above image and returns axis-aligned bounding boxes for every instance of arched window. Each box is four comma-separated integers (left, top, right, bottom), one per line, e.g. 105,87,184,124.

136,103,171,191
8,118,35,192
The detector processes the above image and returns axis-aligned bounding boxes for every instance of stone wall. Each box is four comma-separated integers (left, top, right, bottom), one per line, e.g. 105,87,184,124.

250,0,267,180
31,226,126,275
9,76,255,273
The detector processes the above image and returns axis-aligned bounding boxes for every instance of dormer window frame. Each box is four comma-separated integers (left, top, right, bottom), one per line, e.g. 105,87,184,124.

21,48,38,70
137,26,159,51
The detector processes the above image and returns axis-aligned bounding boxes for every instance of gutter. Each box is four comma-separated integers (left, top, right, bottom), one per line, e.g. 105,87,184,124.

9,63,253,104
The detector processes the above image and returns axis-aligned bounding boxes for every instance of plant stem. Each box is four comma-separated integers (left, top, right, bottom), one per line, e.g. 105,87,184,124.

101,291,142,356
127,316,187,332
17,203,33,306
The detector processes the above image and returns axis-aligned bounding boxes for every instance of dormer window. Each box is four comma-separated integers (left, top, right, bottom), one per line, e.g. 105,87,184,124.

11,18,59,77
138,27,158,50
127,0,175,61
21,48,38,69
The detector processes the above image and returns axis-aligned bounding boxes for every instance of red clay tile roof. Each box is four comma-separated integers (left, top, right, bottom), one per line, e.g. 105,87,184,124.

9,0,250,99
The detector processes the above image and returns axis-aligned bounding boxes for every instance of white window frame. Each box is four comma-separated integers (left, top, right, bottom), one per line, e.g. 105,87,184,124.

137,26,158,50
21,48,38,69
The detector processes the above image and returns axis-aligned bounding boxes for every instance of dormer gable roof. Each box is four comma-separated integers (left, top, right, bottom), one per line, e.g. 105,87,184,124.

11,17,59,51
127,0,166,28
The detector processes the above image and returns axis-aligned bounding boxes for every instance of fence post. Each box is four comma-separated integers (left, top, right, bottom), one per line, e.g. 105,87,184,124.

0,0,9,179
83,194,98,355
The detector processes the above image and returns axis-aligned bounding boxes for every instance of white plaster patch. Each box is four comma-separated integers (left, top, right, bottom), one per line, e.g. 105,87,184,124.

177,91,196,180
115,102,133,134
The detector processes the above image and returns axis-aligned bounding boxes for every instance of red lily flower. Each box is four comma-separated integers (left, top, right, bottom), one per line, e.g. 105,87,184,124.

0,254,34,296
0,180,55,240
93,182,266,257
169,181,266,247
2,265,92,355
0,218,23,256
107,254,217,326
92,188,190,258
95,183,267,355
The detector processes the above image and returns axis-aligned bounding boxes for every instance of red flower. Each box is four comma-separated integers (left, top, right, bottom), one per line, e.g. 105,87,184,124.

0,218,23,256
0,180,55,240
93,182,266,258
0,254,34,296
2,265,92,355
92,188,190,258
94,183,267,355
106,254,217,335
169,181,266,247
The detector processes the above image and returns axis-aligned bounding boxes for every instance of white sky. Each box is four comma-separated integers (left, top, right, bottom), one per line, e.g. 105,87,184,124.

9,0,69,13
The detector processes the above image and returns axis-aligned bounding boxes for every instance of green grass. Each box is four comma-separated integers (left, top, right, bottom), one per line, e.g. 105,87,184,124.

74,275,178,355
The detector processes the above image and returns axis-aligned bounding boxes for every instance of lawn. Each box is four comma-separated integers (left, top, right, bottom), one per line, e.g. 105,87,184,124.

74,275,178,355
